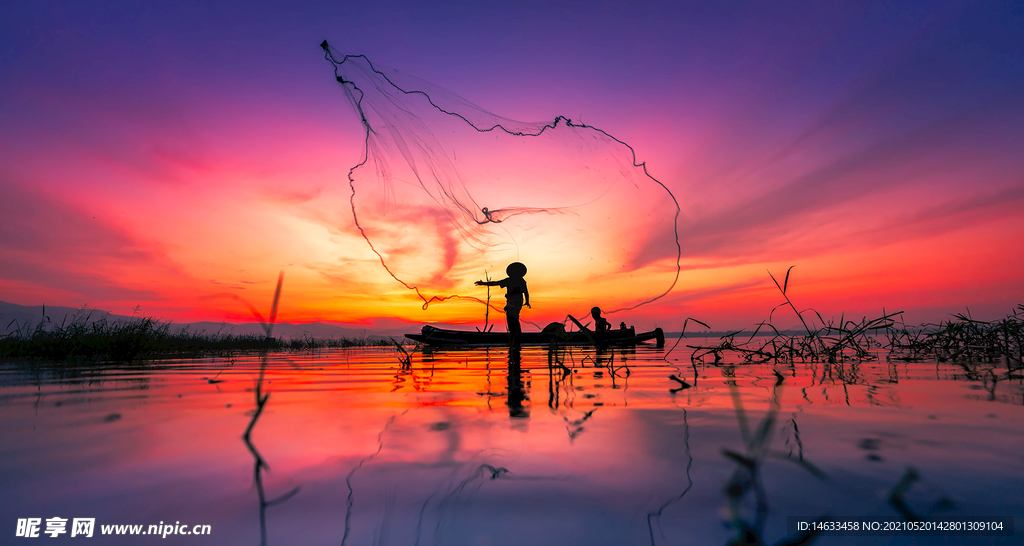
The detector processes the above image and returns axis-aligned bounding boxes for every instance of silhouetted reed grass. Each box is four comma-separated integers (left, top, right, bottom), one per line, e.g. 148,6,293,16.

895,306,1024,365
721,383,826,546
0,306,391,362
683,267,1023,367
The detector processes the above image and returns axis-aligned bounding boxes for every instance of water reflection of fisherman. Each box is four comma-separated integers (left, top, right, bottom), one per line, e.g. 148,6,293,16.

590,307,611,333
476,262,530,344
507,347,528,418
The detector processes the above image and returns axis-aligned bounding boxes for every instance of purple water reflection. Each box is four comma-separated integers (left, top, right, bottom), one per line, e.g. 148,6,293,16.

1,348,1021,545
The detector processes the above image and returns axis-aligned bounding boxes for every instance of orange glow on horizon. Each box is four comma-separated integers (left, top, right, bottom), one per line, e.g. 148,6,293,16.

3,15,1023,331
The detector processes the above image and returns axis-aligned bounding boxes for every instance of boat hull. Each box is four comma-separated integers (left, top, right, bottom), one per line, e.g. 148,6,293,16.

405,325,665,348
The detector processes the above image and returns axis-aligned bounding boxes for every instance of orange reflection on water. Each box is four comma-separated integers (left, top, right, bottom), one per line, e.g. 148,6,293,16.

1,347,1022,545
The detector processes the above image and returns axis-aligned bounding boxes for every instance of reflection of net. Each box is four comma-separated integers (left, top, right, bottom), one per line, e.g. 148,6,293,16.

322,42,680,313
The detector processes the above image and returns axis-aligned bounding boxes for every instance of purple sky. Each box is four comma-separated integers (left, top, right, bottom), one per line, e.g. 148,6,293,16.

2,0,1022,329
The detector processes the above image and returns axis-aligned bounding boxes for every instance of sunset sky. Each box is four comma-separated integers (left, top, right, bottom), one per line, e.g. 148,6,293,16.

2,0,1022,331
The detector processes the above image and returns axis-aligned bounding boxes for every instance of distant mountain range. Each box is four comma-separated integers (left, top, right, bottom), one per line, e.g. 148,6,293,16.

0,301,427,339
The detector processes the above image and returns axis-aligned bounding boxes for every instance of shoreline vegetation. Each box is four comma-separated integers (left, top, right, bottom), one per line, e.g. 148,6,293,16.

1,308,395,362
672,304,1023,366
665,268,1022,367
1,302,1021,365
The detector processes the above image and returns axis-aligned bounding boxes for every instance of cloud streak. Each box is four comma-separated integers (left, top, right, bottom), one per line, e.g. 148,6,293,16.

0,0,1021,327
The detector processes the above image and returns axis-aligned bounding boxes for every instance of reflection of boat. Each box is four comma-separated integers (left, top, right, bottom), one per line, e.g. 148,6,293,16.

405,325,665,347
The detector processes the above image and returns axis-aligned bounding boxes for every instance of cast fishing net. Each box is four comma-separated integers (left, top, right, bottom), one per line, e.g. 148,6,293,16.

321,42,680,314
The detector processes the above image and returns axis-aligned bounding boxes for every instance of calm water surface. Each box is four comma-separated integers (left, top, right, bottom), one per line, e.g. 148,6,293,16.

2,346,1021,545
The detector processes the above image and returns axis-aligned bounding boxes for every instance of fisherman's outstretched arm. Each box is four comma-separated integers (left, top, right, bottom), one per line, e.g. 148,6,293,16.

475,280,501,286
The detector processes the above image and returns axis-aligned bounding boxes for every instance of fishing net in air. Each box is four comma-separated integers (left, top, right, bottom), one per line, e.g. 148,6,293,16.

322,42,680,314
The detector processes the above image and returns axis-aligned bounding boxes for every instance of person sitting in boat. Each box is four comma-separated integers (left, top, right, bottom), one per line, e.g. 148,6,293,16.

591,307,611,333
476,262,530,343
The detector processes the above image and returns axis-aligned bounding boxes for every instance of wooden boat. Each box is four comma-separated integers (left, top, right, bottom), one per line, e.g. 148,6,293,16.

405,324,665,348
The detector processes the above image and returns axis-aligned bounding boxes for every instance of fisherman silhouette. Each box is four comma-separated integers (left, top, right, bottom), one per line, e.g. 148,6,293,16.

476,262,530,345
591,307,611,333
